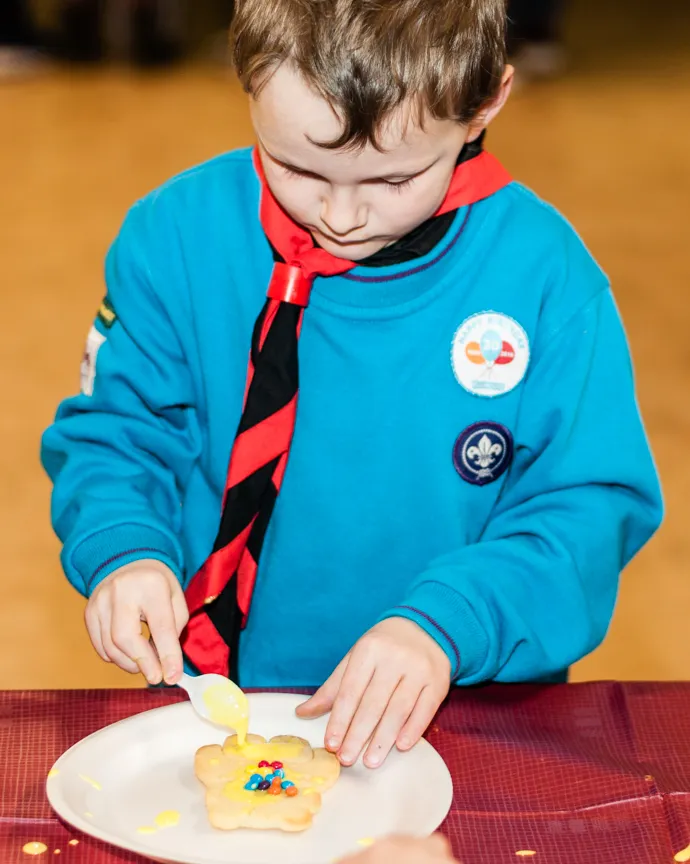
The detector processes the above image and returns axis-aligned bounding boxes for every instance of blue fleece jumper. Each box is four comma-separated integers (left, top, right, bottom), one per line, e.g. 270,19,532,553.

41,148,663,687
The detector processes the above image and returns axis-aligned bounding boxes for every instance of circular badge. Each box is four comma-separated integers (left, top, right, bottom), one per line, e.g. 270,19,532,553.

451,312,530,398
453,422,514,486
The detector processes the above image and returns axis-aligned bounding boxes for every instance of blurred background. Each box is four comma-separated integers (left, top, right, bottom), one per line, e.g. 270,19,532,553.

1,0,688,689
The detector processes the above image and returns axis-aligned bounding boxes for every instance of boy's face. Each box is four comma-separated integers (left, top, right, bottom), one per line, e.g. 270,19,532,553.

251,65,511,262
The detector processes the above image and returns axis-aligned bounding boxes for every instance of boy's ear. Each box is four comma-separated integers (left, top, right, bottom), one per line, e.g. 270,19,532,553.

467,65,515,143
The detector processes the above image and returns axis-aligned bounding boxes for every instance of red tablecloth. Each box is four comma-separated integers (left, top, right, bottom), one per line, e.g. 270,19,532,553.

1,683,689,863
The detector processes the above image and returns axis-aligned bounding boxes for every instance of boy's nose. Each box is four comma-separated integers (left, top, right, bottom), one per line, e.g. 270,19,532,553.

320,190,367,238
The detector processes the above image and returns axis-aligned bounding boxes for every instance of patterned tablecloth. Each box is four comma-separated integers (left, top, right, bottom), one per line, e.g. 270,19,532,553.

1,683,689,863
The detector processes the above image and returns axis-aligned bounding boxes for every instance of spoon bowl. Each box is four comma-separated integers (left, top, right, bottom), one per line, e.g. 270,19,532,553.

177,672,249,736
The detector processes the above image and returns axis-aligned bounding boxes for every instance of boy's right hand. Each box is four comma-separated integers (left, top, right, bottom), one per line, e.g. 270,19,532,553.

338,836,457,864
85,559,188,686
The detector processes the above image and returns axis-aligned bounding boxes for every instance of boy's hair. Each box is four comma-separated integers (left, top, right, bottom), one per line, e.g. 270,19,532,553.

230,0,507,151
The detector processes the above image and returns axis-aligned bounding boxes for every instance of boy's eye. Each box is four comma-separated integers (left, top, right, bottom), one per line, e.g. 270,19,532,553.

383,177,415,193
281,163,414,192
282,165,320,181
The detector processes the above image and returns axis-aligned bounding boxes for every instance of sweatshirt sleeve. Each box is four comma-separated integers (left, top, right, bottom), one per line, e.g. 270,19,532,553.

384,286,663,684
40,202,200,596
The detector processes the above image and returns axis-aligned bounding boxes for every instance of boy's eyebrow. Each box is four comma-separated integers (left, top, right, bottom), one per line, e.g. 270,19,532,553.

261,145,440,183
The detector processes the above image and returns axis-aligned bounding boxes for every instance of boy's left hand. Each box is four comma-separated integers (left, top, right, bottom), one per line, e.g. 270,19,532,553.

296,618,451,768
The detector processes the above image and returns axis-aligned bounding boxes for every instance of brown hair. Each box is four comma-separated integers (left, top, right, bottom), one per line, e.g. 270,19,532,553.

230,0,507,150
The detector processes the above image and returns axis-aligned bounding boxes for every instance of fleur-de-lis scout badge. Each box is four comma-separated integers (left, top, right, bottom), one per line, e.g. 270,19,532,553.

453,422,514,486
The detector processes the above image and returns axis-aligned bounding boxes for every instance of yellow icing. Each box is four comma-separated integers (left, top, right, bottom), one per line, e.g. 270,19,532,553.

137,826,157,835
675,847,690,864
154,810,180,829
515,853,537,858
47,769,59,779
67,841,79,847
357,838,375,847
202,682,249,747
78,775,102,791
22,842,48,856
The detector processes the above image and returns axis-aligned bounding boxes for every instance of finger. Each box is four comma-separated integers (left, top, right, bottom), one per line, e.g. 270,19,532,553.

146,600,184,685
324,647,376,753
334,850,373,864
296,656,348,719
363,676,423,768
427,832,453,857
110,602,163,683
99,604,141,674
396,686,444,751
85,605,109,663
338,667,402,766
170,586,190,636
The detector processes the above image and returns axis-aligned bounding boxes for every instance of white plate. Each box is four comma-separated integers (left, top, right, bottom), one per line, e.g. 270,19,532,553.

47,693,453,864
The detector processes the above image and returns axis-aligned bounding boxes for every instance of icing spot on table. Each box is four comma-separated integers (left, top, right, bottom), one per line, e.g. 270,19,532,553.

78,774,102,790
675,846,690,863
22,842,48,856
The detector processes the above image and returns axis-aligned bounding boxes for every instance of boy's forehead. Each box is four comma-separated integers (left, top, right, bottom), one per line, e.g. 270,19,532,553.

250,64,462,178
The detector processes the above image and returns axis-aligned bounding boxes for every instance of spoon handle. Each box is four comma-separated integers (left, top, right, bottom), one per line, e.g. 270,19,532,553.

177,672,194,694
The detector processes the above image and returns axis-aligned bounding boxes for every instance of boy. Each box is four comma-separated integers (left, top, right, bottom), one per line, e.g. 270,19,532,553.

41,0,662,772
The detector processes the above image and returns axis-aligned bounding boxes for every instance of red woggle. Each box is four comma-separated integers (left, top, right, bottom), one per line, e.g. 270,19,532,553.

267,263,312,307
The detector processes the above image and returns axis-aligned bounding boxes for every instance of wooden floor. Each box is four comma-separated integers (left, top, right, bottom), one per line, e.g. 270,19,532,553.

1,0,689,689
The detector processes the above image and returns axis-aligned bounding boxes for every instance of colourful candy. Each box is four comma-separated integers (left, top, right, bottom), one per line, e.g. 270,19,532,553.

268,783,282,796
273,769,285,779
286,786,299,797
265,772,276,782
244,781,259,791
281,781,294,790
271,762,283,770
258,761,270,768
245,765,259,775
257,780,271,791
250,774,263,784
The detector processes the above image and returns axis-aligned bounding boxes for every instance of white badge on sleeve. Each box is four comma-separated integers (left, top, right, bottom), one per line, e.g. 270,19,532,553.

80,325,106,397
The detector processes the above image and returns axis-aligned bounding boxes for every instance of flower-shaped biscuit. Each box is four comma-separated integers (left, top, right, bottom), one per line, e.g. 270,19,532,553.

195,733,340,832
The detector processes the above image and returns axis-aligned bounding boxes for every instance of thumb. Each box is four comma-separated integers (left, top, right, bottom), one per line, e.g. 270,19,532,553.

296,656,348,718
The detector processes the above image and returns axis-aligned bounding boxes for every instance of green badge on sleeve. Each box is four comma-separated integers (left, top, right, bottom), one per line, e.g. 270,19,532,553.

97,296,117,329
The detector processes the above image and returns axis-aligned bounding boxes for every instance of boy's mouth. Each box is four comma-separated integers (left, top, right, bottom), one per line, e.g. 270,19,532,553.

312,228,375,248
